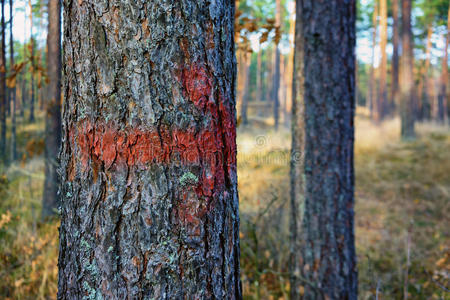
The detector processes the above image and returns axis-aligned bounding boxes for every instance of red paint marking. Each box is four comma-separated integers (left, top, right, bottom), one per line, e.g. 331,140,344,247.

70,119,235,198
181,63,212,110
180,62,238,192
69,62,237,205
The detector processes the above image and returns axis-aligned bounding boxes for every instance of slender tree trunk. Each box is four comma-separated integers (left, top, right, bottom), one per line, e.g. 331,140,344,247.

236,49,245,119
417,24,433,121
29,45,35,122
273,0,281,130
401,0,415,138
9,0,16,161
20,13,26,119
0,0,6,162
38,4,45,112
256,49,262,102
280,55,288,125
20,73,25,117
438,3,449,123
240,51,250,126
58,0,241,298
289,0,305,298
378,0,388,119
42,0,61,218
267,47,274,115
4,0,8,118
369,0,379,120
299,0,357,298
285,4,295,124
28,0,35,123
391,0,400,114
256,49,264,117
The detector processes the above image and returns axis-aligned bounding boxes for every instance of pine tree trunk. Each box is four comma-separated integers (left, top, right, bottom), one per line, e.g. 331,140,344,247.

285,6,295,123
42,0,62,218
417,24,433,121
256,49,262,103
289,0,305,298
273,0,281,130
58,1,241,298
267,47,274,117
240,52,250,126
280,55,288,125
4,0,8,118
369,0,378,120
9,0,16,161
300,0,357,298
391,0,400,114
20,14,26,119
438,3,449,123
20,11,26,119
400,0,415,138
379,0,388,119
28,0,35,123
0,0,6,162
29,41,35,123
20,75,25,118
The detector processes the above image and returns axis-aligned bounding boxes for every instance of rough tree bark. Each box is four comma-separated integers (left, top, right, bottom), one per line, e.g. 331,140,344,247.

58,0,241,299
289,0,305,298
299,0,357,298
437,2,449,123
9,0,16,161
391,0,400,114
0,0,6,162
42,0,62,218
378,0,388,119
401,0,415,138
272,0,281,130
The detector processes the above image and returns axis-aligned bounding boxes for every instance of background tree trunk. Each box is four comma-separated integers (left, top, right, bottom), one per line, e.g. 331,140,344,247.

256,49,262,102
285,5,296,125
391,0,400,114
289,0,305,298
300,0,357,298
0,0,6,162
58,0,241,298
401,0,416,138
378,0,388,119
20,73,25,118
42,0,61,218
28,0,35,123
20,6,26,119
369,0,378,120
9,0,16,161
417,24,433,121
273,0,281,130
437,3,449,123
240,51,250,126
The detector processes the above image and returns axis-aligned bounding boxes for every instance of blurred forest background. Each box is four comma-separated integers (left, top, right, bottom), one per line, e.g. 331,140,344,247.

0,0,449,299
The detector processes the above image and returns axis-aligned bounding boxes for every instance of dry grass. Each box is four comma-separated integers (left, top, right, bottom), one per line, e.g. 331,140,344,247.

0,115,449,299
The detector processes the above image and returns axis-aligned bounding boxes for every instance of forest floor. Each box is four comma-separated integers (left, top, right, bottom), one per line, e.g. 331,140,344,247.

0,112,449,299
